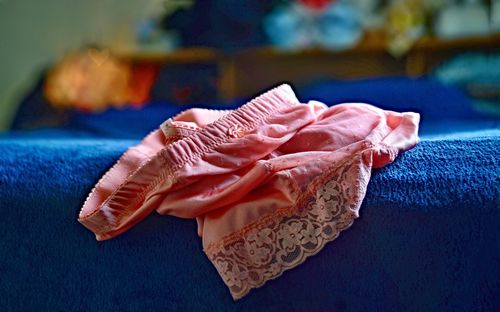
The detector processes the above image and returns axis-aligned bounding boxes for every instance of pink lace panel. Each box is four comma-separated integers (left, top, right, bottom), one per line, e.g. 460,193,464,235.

78,84,420,300
205,152,371,299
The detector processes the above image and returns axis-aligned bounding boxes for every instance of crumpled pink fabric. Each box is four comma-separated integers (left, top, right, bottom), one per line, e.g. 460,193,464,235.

79,84,420,299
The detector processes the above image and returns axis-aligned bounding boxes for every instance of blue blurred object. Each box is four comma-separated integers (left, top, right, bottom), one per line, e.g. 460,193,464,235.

298,76,488,121
434,53,500,85
136,18,158,43
316,2,362,50
264,1,362,51
149,63,219,105
162,0,274,51
434,53,500,116
1,77,499,311
136,18,180,53
264,3,314,51
10,70,69,130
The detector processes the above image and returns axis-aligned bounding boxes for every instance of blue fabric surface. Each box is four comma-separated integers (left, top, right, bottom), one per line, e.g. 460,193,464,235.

1,78,499,311
12,76,487,138
0,133,498,311
298,76,495,120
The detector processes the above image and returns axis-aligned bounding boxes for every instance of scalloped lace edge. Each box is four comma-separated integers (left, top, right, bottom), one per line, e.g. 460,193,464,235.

205,153,371,300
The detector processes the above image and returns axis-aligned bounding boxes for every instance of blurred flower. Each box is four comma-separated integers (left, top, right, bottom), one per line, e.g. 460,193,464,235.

44,48,155,112
385,0,426,56
316,2,362,51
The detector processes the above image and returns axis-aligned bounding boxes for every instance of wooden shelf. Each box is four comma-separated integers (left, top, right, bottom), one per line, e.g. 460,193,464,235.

120,32,500,100
237,32,500,57
120,47,222,63
412,32,500,51
124,32,500,62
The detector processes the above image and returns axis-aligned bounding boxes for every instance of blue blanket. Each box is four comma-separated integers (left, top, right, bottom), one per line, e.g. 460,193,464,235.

1,78,499,311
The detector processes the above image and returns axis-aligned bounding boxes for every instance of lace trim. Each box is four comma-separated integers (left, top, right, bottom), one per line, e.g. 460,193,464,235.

205,153,372,300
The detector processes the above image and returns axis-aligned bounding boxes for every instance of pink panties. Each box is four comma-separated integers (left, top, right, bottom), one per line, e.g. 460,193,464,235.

79,84,420,299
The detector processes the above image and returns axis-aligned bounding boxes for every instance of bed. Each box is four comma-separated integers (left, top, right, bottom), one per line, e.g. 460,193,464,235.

1,77,499,311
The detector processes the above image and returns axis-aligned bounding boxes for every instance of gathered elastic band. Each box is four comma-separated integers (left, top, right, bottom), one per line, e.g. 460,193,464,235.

78,84,300,239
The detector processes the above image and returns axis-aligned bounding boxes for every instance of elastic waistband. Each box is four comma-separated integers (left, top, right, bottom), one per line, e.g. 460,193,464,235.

161,84,299,168
79,84,300,239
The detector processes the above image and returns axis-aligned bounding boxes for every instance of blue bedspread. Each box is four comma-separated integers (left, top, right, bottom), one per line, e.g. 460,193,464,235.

1,77,499,311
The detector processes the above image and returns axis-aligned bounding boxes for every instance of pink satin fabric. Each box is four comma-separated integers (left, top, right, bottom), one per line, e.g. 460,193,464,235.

79,84,419,299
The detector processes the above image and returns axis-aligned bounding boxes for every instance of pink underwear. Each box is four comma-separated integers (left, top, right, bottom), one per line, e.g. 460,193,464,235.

79,84,420,299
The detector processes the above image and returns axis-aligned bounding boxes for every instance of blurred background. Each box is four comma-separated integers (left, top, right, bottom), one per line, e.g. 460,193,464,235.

1,0,499,132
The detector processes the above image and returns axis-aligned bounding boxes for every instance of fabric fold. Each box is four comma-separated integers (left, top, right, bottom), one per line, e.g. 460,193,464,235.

78,84,420,299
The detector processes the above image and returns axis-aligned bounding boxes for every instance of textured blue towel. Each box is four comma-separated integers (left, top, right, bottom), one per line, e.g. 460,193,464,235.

1,77,499,311
0,132,498,311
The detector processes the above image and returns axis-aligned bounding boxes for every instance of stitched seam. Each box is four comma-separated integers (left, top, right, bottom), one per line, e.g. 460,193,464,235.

87,87,299,233
205,152,370,299
204,150,366,254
